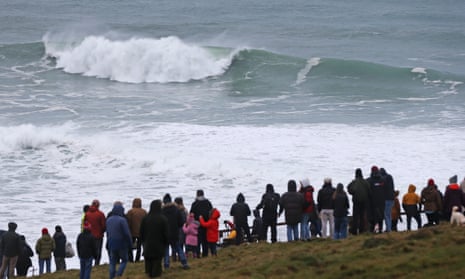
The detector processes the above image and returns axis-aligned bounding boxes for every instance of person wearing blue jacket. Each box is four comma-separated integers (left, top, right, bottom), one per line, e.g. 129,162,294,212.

106,203,132,279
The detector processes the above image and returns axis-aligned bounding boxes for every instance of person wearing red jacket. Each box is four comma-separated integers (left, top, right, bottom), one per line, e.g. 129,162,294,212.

199,208,220,256
85,199,106,265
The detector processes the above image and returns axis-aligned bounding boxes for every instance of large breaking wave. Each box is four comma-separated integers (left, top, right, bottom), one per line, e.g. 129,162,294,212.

43,35,235,83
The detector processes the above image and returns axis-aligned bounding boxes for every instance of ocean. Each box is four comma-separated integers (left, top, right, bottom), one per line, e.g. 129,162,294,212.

1,0,464,271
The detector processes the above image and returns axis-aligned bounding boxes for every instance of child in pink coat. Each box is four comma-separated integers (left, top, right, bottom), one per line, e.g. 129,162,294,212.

183,213,199,258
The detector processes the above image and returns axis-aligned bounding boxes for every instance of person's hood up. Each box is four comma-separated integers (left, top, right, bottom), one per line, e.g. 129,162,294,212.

149,200,162,214
427,178,435,186
187,213,196,224
210,208,221,220
132,198,142,208
111,204,125,217
266,184,275,193
236,193,245,203
408,184,416,193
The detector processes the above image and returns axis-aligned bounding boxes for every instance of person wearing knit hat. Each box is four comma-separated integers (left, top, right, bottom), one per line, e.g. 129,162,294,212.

77,221,98,279
402,184,422,230
443,174,464,221
190,189,213,257
420,178,443,227
35,227,55,275
53,225,68,271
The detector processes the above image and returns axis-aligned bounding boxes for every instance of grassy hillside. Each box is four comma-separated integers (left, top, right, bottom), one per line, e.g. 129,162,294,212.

33,223,465,279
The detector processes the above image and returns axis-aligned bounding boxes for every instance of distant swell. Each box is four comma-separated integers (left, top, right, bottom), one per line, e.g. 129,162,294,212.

43,35,235,83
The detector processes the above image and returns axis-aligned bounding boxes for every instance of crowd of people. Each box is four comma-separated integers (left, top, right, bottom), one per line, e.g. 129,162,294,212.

1,166,464,278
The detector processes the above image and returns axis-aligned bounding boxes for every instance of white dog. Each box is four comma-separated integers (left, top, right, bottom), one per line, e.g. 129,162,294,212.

450,206,465,226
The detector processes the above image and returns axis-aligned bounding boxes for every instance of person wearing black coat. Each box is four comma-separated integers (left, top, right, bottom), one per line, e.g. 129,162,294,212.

161,194,189,269
77,222,98,279
380,168,395,232
256,184,280,243
279,180,305,242
0,222,22,279
189,190,213,257
230,193,252,244
53,225,67,271
16,235,34,276
141,200,169,278
367,166,386,233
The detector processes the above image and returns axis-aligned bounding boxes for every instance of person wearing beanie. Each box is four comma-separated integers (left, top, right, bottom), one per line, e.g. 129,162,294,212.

53,225,67,271
190,190,212,257
256,183,281,243
126,198,147,262
35,227,56,275
347,168,371,235
77,221,98,279
0,222,22,279
402,184,422,230
443,175,465,220
421,178,443,226
230,193,252,245
106,203,132,279
317,178,336,238
279,180,306,241
162,193,189,269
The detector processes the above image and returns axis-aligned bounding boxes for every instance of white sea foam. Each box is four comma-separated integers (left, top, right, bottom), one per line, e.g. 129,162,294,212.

43,35,234,83
411,67,427,74
2,122,464,271
294,57,320,85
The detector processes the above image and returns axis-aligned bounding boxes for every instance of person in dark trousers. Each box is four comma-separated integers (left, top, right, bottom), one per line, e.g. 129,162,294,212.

190,190,213,257
256,184,280,243
126,198,147,262
421,178,443,226
140,200,169,278
16,235,34,277
77,222,98,279
0,222,21,279
332,183,350,239
162,194,189,269
85,199,106,266
53,225,67,271
230,193,252,245
347,168,371,235
251,209,265,241
367,166,386,233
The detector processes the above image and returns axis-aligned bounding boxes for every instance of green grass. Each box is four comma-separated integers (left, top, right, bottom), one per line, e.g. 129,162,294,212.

31,223,465,278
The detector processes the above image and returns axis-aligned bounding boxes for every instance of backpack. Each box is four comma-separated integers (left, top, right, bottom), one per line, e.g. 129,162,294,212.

263,193,279,211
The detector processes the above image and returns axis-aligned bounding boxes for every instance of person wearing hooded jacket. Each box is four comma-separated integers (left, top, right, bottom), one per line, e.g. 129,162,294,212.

77,222,97,279
421,178,443,226
230,193,252,245
53,225,67,271
347,168,371,235
279,180,305,242
402,184,422,230
126,198,147,262
299,178,318,240
199,208,221,256
256,184,280,243
162,194,189,270
140,200,169,278
380,168,395,232
106,203,132,279
443,175,465,220
367,166,385,233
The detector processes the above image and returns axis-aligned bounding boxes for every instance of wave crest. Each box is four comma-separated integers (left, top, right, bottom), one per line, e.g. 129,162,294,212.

43,35,234,83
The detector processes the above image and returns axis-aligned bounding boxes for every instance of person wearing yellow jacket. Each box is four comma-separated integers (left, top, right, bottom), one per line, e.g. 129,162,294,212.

402,184,422,230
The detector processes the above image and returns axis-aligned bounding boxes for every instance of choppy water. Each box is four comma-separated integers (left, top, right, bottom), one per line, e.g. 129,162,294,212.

1,0,464,271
